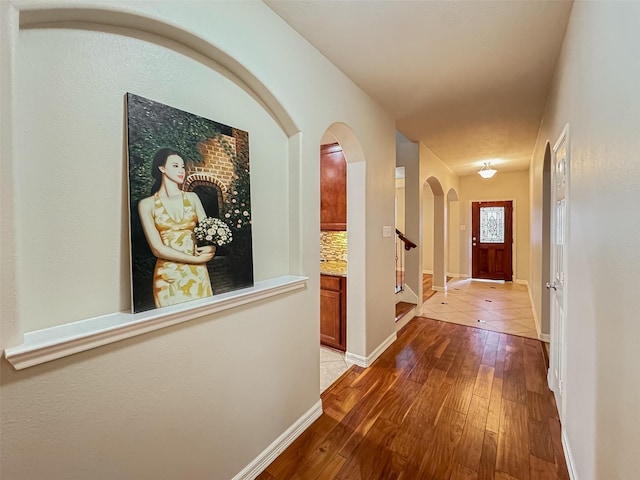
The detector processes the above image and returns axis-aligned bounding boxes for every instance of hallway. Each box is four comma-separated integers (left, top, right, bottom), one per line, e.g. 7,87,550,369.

259,317,567,479
422,278,538,339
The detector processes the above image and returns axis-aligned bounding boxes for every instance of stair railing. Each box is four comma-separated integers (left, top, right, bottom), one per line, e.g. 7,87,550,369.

395,229,417,293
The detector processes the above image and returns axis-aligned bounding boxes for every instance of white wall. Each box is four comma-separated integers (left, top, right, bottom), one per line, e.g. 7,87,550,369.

459,170,530,282
422,188,434,272
447,194,460,277
396,137,421,302
397,139,460,301
0,1,397,478
529,2,640,479
420,144,460,285
395,182,405,232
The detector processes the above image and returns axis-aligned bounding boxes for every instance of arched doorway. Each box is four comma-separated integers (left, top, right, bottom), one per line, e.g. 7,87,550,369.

425,176,446,291
319,123,367,390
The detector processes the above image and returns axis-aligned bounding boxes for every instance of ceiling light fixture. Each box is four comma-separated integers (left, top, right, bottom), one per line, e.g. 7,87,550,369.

478,162,497,179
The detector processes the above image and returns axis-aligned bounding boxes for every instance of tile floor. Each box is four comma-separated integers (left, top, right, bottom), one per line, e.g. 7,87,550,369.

320,346,350,392
421,277,539,339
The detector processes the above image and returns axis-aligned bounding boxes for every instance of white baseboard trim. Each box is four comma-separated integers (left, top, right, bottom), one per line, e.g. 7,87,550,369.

422,269,434,274
232,400,323,480
539,333,550,343
524,281,543,340
562,428,578,480
514,278,528,285
432,285,446,292
345,332,397,368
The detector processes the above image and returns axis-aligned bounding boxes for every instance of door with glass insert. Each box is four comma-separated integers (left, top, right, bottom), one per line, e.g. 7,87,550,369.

471,200,513,280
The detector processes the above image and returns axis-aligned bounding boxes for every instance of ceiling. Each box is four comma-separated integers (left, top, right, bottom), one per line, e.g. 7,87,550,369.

264,0,573,176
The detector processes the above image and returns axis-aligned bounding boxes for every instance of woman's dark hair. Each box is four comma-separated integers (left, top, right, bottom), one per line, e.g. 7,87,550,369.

150,148,182,194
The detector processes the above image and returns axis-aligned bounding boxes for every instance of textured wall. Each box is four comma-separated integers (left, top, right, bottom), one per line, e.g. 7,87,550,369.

529,2,640,478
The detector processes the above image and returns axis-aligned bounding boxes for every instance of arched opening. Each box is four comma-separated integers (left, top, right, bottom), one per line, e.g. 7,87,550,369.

425,176,446,291
319,123,367,388
5,4,302,339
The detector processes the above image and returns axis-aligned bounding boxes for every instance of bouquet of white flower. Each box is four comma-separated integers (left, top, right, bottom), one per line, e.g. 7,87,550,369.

193,217,233,247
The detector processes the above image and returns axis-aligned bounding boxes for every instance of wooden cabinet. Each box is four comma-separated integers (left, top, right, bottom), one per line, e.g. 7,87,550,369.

320,274,347,351
320,143,347,231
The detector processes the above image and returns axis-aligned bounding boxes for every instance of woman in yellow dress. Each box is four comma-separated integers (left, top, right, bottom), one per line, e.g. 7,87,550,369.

138,149,214,308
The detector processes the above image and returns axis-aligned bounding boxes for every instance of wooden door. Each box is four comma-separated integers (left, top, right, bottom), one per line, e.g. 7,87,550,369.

471,201,513,281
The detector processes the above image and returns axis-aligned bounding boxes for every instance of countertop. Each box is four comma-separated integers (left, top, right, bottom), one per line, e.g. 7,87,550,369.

320,260,347,277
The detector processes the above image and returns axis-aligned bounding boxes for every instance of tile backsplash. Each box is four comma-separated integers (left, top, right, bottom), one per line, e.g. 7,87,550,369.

320,231,348,262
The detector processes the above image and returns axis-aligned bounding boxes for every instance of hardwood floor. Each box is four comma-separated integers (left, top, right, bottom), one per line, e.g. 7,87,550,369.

258,317,568,480
395,301,416,322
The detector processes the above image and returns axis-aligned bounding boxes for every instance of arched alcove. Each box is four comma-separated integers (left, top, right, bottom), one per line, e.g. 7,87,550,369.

2,4,303,339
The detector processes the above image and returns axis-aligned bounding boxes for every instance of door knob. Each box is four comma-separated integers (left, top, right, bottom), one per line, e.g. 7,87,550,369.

546,281,557,291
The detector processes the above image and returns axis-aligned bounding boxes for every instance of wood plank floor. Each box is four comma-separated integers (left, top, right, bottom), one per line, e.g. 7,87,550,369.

395,301,416,322
258,317,568,480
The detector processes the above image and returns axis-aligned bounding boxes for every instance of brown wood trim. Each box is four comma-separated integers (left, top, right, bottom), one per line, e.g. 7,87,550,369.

321,223,347,231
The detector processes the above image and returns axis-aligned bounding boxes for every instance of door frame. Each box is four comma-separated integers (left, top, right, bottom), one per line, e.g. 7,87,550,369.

466,198,517,280
548,124,570,423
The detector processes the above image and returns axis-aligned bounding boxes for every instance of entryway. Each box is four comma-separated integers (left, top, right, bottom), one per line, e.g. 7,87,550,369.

422,277,538,339
471,200,513,281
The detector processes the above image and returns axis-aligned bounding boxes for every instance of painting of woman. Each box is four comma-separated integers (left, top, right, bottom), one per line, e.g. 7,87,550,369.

127,93,254,313
137,148,214,308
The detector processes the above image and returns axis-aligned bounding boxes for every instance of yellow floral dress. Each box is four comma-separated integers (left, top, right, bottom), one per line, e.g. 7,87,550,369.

152,193,213,307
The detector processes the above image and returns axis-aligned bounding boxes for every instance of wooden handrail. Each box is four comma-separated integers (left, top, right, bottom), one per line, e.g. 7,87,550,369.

396,229,417,250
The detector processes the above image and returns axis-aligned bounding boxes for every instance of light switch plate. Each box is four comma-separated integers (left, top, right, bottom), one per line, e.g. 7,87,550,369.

382,226,393,238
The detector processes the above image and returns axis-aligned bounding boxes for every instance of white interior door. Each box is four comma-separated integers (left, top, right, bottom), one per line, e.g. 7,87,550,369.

549,125,569,421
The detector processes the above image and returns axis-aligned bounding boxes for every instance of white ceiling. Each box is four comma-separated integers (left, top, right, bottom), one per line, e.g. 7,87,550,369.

264,0,573,176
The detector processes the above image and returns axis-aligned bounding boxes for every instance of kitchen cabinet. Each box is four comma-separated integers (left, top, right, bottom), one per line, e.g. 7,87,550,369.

320,143,347,231
320,274,346,351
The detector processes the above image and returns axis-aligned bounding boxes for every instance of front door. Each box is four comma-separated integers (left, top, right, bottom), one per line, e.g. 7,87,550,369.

471,201,513,281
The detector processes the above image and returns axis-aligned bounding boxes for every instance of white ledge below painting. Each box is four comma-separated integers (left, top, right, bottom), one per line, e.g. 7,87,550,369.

4,275,308,370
